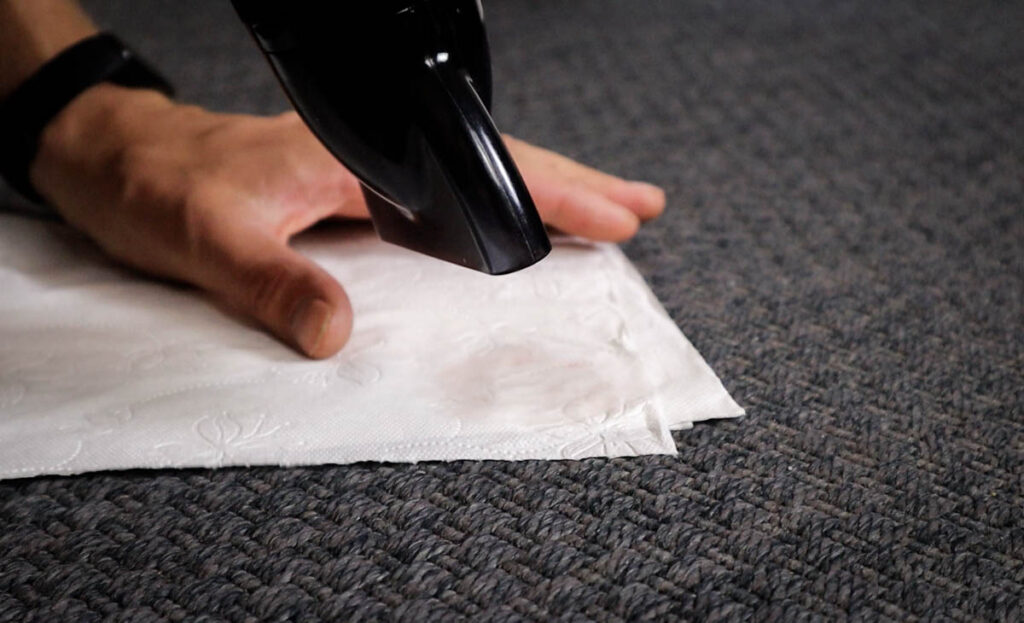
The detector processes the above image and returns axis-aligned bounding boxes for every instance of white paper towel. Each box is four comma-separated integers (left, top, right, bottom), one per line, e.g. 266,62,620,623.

0,214,743,479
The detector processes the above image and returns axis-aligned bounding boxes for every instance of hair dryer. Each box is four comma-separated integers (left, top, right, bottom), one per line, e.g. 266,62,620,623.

230,0,551,275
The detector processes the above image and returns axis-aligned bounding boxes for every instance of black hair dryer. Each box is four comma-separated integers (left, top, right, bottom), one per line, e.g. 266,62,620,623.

231,0,551,274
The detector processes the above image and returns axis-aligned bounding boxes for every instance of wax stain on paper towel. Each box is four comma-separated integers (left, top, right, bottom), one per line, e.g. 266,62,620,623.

0,214,743,479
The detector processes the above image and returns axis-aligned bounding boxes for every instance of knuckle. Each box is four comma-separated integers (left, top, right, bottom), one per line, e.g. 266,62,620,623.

247,262,293,321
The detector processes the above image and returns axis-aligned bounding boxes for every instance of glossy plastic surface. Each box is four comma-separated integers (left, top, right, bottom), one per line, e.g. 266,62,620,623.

231,0,551,274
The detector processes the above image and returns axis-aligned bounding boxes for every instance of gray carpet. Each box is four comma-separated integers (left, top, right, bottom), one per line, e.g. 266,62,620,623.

2,0,1022,620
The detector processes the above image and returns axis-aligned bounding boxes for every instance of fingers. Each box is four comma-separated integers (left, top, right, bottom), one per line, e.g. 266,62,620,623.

189,224,353,359
275,110,371,221
600,180,666,222
505,135,666,223
529,177,641,242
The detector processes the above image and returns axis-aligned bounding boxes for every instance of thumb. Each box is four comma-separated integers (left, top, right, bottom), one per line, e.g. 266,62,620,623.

190,230,354,359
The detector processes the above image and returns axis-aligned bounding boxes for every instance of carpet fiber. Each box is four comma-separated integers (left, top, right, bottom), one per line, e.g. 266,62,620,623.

1,1,1021,620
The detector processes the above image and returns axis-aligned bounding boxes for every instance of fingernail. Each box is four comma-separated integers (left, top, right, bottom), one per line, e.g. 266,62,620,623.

290,297,333,355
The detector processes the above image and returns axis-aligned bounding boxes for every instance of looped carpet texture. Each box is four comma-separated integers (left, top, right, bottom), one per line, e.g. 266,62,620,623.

1,0,1021,620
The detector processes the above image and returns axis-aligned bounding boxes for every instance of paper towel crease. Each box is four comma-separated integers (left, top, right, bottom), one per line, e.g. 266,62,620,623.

0,214,743,479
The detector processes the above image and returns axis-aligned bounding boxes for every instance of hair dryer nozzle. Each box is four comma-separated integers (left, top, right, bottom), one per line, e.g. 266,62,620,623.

232,0,551,274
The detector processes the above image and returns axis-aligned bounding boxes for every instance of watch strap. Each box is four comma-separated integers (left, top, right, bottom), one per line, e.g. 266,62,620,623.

0,33,174,203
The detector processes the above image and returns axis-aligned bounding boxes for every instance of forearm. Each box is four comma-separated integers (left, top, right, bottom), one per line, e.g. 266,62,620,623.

0,0,99,99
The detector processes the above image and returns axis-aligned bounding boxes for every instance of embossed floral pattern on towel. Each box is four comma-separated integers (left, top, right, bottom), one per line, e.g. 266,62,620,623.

0,216,743,478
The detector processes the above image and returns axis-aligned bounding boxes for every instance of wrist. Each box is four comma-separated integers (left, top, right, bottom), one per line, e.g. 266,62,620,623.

31,83,175,207
1,29,176,205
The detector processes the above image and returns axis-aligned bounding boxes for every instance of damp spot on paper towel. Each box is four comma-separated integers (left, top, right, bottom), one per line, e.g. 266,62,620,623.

434,339,613,426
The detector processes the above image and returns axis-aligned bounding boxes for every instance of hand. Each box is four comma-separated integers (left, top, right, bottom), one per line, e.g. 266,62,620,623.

31,85,666,358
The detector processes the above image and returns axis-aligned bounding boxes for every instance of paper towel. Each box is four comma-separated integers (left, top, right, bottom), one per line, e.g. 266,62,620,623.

0,214,743,479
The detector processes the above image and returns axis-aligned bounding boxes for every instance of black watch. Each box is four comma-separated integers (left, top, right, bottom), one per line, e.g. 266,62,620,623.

0,33,174,203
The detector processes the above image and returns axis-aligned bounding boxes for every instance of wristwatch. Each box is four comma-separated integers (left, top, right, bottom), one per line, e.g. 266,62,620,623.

0,33,174,203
